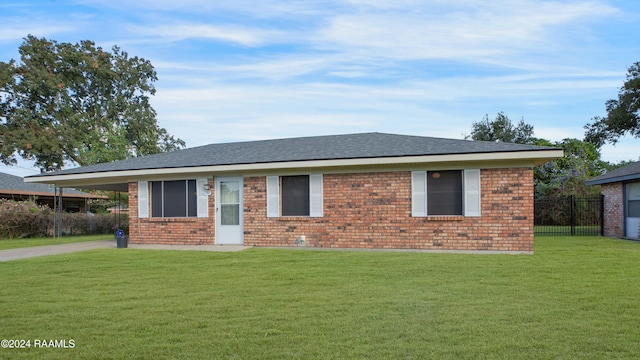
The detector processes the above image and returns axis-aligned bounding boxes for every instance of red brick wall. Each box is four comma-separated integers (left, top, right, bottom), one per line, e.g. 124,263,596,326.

128,180,216,245
601,183,624,238
127,168,534,251
244,168,534,252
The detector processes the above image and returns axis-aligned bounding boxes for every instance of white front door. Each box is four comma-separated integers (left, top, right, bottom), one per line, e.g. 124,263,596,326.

216,177,244,244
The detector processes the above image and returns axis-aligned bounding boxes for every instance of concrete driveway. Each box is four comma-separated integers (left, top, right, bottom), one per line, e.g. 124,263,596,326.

0,240,249,262
0,240,114,262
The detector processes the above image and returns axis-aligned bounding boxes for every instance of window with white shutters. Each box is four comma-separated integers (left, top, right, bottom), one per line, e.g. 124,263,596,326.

266,174,323,217
412,169,481,217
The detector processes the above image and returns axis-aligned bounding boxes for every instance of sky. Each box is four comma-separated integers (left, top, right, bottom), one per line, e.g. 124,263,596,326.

1,0,639,177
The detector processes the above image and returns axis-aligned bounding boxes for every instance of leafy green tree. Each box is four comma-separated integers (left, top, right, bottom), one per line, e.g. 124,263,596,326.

585,62,640,147
0,35,185,172
534,138,606,196
466,114,618,196
468,112,534,144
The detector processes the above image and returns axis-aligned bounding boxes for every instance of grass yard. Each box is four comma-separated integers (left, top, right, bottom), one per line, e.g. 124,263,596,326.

1,236,639,359
0,234,113,250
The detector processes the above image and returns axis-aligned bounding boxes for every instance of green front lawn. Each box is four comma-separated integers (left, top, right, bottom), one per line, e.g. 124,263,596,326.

1,236,639,359
0,234,113,251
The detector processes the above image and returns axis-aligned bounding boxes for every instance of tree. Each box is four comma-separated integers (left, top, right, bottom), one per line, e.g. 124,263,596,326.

468,112,534,144
0,35,185,172
534,138,606,196
584,62,640,147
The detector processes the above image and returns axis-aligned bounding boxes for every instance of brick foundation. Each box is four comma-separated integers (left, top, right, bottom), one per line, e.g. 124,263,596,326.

128,168,534,252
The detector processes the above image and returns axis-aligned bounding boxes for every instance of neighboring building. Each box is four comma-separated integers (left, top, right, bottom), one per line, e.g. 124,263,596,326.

0,172,107,212
586,161,640,240
25,133,562,253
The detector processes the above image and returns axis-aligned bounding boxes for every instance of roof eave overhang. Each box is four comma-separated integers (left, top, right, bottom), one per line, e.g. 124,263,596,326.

586,174,640,186
0,190,108,199
25,149,564,189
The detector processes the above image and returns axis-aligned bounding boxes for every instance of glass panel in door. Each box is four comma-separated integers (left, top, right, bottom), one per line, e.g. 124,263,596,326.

220,181,240,226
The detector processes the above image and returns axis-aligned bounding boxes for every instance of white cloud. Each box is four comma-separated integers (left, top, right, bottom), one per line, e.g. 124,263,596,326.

318,1,617,63
599,139,640,163
207,57,337,80
0,21,73,42
77,0,618,66
129,23,284,47
76,0,330,18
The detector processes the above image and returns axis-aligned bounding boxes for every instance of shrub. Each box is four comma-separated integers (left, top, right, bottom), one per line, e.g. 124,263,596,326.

0,199,50,239
60,212,129,236
0,199,129,239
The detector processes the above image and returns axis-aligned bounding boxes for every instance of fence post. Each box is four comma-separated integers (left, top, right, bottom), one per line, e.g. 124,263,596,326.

570,195,576,236
600,194,605,236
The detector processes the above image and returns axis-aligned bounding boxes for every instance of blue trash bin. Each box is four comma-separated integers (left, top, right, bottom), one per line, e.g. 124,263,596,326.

115,229,128,248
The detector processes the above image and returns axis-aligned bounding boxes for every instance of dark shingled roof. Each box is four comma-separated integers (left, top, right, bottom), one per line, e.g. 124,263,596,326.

586,160,640,186
0,172,88,195
28,132,559,178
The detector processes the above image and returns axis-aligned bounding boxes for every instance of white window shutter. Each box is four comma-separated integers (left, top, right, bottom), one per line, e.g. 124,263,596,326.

411,171,427,217
266,176,279,218
196,178,209,218
464,169,481,217
138,181,149,218
309,174,323,217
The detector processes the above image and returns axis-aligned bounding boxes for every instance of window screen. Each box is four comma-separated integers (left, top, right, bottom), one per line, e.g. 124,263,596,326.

151,181,163,217
187,180,197,217
163,180,187,217
281,175,310,216
427,170,463,215
628,201,640,218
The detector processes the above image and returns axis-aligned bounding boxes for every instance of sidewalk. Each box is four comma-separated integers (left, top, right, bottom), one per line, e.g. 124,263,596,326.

0,240,250,262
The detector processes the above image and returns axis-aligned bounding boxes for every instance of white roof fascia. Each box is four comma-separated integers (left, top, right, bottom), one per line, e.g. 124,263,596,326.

25,149,563,186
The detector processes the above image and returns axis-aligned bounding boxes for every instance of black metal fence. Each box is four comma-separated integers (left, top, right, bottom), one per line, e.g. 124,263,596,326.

534,195,604,236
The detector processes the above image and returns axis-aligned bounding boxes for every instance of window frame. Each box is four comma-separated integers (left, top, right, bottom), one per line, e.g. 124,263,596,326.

149,179,198,218
627,182,640,218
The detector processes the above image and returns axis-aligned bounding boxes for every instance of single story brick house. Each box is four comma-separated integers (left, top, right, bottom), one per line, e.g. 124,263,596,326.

0,171,106,212
586,160,640,240
25,133,562,253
